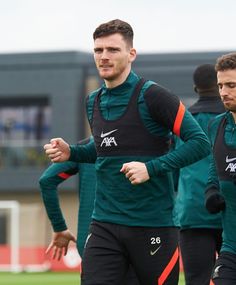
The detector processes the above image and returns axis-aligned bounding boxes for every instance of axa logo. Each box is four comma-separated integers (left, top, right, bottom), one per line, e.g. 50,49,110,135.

225,155,236,172
100,129,118,147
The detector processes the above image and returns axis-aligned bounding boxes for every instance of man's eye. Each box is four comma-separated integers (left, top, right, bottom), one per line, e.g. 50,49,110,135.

94,49,102,53
109,48,119,53
228,83,236,88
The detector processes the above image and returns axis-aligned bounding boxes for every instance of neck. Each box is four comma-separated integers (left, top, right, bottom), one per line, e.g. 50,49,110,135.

198,88,219,97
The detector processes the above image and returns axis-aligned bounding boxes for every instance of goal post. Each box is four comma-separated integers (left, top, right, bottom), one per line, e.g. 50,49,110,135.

0,200,21,272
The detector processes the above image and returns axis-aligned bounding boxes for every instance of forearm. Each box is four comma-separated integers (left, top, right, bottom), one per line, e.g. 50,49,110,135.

146,133,210,176
206,155,220,190
147,111,210,176
40,183,67,232
146,140,209,176
39,165,72,232
69,140,97,163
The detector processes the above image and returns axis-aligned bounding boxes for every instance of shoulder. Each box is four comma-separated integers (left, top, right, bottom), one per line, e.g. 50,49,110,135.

209,113,226,130
208,112,227,143
86,88,101,106
143,80,173,95
143,80,180,105
142,80,180,117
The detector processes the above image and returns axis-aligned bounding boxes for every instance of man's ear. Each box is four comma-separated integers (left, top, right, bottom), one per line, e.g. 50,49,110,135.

194,85,198,93
129,48,137,63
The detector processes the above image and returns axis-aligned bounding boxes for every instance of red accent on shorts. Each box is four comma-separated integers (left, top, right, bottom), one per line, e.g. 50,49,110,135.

158,247,179,285
58,172,71,179
173,101,185,137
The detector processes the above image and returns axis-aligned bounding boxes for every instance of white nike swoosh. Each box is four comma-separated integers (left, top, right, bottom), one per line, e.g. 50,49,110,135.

150,245,162,256
214,265,222,272
226,156,236,163
101,129,118,138
84,233,92,248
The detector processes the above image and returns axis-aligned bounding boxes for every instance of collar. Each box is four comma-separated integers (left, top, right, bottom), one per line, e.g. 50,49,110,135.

101,71,140,94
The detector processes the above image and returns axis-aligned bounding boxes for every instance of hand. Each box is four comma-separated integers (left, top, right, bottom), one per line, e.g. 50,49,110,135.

46,229,76,260
120,161,150,185
205,187,226,214
44,138,70,162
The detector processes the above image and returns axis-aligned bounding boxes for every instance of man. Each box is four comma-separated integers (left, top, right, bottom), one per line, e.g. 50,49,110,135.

175,64,224,285
39,137,139,284
205,52,236,285
44,19,210,285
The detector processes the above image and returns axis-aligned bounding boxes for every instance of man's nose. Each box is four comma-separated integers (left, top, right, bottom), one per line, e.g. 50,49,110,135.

220,85,229,96
100,50,109,59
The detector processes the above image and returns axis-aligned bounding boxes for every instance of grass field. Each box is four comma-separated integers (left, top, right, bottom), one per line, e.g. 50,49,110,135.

0,272,80,285
0,271,185,285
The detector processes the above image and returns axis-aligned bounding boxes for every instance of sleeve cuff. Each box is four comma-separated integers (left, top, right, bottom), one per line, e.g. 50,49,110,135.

145,161,156,177
69,145,77,161
52,221,68,232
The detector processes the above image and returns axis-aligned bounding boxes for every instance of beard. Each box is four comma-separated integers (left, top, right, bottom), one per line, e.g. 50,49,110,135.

97,61,128,82
223,102,236,112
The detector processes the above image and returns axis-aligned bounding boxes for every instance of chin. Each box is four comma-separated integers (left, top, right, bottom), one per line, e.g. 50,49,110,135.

99,72,112,79
101,74,115,81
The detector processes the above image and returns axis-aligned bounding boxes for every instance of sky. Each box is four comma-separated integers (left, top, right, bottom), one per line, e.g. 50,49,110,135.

0,0,235,55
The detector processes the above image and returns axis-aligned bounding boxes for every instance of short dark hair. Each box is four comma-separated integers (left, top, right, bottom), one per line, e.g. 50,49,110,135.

193,64,217,90
93,19,134,47
215,52,236,72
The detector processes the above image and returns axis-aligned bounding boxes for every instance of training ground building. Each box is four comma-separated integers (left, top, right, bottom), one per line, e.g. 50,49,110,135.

0,50,231,271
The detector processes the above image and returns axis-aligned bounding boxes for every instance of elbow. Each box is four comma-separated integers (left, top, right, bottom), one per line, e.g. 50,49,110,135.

204,137,211,155
198,137,211,158
38,174,49,190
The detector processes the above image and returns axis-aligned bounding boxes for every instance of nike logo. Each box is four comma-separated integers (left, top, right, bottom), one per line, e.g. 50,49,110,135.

214,265,222,273
101,129,118,138
150,245,162,256
226,155,236,163
212,264,222,279
84,233,92,248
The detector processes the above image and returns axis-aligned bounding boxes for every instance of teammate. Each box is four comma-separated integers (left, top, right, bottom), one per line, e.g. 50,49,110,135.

39,137,139,284
175,64,224,285
205,52,236,285
44,19,210,285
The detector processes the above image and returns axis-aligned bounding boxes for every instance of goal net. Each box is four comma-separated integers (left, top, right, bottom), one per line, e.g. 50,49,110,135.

0,200,20,272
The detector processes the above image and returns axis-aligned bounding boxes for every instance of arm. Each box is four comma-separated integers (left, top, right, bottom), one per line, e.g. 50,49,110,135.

39,161,78,259
205,154,225,214
205,116,226,214
146,109,210,176
121,86,210,184
204,119,226,214
121,113,209,184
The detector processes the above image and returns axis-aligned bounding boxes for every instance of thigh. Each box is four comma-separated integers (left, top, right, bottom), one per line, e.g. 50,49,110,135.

214,229,223,254
125,227,179,285
212,251,236,285
179,229,218,285
81,221,128,285
123,264,140,285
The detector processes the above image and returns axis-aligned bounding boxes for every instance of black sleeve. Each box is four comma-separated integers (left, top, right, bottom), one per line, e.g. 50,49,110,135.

144,84,181,130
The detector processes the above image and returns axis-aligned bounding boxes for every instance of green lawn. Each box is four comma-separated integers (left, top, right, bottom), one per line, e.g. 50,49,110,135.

0,271,185,285
0,272,80,285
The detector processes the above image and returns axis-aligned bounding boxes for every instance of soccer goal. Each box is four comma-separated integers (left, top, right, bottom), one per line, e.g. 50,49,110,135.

0,200,21,272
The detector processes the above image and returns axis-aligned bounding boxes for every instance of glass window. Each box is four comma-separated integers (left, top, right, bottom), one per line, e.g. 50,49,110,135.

0,97,51,168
